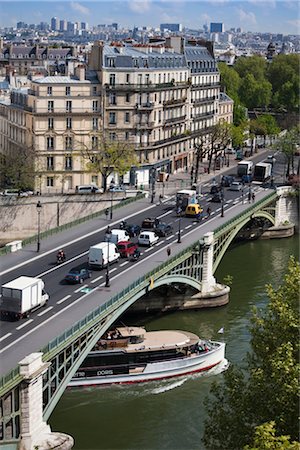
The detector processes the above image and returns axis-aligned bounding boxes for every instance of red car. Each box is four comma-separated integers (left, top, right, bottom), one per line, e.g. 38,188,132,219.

117,241,139,258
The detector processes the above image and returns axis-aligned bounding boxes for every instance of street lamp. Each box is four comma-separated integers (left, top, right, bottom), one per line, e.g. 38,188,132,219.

36,201,42,252
221,189,224,218
177,215,182,243
110,189,113,220
105,230,111,287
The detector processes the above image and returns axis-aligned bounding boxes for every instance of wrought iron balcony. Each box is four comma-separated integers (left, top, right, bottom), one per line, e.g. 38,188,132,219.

163,115,186,127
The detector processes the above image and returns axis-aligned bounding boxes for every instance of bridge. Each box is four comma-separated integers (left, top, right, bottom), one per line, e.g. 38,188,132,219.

0,186,296,449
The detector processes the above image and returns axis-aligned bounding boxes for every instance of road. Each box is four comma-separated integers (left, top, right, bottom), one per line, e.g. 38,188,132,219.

0,149,282,376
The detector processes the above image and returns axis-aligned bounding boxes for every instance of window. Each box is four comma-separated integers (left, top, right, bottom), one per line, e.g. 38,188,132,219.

91,136,98,148
47,86,52,96
125,131,129,140
91,175,98,185
126,74,130,83
109,112,116,125
47,176,54,187
125,112,130,123
66,101,72,112
92,101,98,112
47,156,54,170
109,74,115,86
65,155,73,170
109,132,116,141
109,92,116,105
93,86,97,95
48,101,54,112
125,93,130,103
47,136,54,149
65,136,72,150
48,118,54,130
65,86,71,96
92,117,98,130
66,117,72,129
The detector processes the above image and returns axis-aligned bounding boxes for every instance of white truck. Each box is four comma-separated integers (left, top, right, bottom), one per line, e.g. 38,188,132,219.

88,242,120,269
105,229,130,244
237,161,254,178
253,162,272,182
0,276,49,320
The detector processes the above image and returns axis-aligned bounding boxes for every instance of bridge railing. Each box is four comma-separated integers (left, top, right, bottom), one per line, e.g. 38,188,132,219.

213,191,278,239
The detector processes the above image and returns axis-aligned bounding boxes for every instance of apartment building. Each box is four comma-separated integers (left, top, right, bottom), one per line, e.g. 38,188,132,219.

218,92,234,124
0,65,102,193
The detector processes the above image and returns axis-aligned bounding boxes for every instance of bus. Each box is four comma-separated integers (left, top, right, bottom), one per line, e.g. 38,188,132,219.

176,190,198,210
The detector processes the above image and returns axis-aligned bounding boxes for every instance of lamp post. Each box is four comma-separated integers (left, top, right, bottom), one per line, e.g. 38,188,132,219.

110,189,113,220
36,201,42,252
270,156,276,188
221,189,224,218
177,215,182,243
105,230,111,287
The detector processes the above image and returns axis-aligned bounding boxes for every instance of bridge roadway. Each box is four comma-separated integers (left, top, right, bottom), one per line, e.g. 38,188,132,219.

0,179,274,377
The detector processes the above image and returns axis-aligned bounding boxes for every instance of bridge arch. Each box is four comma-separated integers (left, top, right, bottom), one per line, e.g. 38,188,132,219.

213,210,275,273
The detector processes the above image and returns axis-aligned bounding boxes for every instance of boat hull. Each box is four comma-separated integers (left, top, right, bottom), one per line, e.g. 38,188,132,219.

68,342,225,388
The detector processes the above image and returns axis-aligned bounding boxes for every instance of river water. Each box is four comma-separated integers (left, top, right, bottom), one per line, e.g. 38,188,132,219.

49,235,299,450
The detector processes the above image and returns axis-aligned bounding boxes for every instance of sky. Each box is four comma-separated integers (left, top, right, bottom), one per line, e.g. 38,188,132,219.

0,0,299,35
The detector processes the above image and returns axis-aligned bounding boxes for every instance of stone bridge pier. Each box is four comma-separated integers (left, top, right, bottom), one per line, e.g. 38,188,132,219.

18,353,73,450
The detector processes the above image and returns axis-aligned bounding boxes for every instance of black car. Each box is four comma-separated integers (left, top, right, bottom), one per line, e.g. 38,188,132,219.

210,184,222,194
125,223,141,237
64,268,91,284
155,223,173,237
221,175,234,187
141,218,160,229
211,192,223,203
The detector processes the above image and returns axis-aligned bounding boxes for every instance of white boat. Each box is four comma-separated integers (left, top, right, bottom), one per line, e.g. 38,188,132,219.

68,326,226,387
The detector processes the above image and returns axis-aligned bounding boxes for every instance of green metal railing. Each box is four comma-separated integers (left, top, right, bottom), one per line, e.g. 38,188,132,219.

0,193,146,256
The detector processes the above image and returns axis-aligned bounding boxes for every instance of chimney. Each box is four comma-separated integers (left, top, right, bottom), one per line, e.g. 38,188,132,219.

76,64,85,81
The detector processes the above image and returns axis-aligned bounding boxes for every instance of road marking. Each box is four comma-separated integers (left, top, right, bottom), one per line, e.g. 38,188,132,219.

166,234,174,240
110,268,117,273
57,295,71,304
0,198,168,277
120,261,129,267
185,225,192,229
37,306,53,317
90,275,103,284
227,199,233,203
155,241,164,246
216,208,221,212
74,284,88,293
157,210,173,219
144,247,153,252
38,252,89,277
16,319,33,330
0,333,11,342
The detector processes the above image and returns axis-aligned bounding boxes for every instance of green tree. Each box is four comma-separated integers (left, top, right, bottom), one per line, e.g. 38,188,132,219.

239,74,272,110
230,123,247,149
203,256,300,450
0,144,35,190
244,421,300,450
233,103,248,126
218,62,241,101
234,55,267,82
273,126,300,178
80,132,138,191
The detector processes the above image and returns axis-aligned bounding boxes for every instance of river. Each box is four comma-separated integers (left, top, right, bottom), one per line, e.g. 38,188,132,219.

49,235,299,450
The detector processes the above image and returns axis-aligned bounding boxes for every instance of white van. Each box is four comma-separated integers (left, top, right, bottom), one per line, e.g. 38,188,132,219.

75,185,103,194
88,242,120,269
105,229,130,244
138,231,159,247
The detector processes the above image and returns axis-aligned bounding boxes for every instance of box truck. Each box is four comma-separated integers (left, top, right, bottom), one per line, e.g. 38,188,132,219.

253,162,272,182
237,161,254,179
105,229,130,244
0,276,49,320
88,242,120,269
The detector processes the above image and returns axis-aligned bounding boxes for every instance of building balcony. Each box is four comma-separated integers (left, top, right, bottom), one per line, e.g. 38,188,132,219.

105,81,190,92
135,121,155,130
193,110,216,121
192,96,217,105
135,102,154,110
163,97,187,108
25,107,101,115
163,115,186,127
191,82,220,90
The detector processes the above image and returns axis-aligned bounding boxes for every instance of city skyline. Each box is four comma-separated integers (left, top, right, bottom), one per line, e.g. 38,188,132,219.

0,0,299,36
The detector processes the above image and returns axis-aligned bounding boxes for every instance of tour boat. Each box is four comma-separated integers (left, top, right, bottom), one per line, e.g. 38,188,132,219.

68,327,226,387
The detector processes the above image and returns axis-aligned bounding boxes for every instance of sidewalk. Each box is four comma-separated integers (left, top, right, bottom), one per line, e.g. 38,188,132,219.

0,148,270,274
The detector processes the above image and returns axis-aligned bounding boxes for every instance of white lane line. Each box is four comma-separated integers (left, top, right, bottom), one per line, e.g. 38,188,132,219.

144,247,153,252
166,234,175,240
185,225,192,229
90,275,103,284
157,210,173,219
38,251,89,277
0,197,169,277
227,199,233,203
37,306,53,317
233,200,240,204
216,208,221,212
110,268,117,273
0,333,12,342
120,261,129,267
155,241,164,246
57,295,71,304
16,319,33,330
74,284,88,293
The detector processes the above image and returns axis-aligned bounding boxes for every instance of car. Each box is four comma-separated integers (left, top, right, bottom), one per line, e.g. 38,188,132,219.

210,184,222,194
221,175,234,187
141,218,160,229
125,224,141,237
109,185,126,192
211,192,223,202
138,231,159,247
185,203,203,219
155,223,173,237
117,241,139,258
64,268,91,284
229,181,242,191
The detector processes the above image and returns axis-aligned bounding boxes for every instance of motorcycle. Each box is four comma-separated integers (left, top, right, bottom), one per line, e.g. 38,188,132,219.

130,250,140,262
56,253,66,264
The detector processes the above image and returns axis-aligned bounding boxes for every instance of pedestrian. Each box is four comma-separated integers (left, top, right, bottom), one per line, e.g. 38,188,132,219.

248,191,251,203
252,192,255,203
159,194,163,204
105,208,109,219
167,247,171,258
177,206,182,217
206,206,211,217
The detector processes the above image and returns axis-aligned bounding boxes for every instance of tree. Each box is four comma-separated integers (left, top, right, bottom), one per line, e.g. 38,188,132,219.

230,123,247,149
239,74,272,110
80,132,138,191
218,63,241,101
244,422,300,450
0,144,35,190
234,55,267,82
202,256,300,450
273,126,300,178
